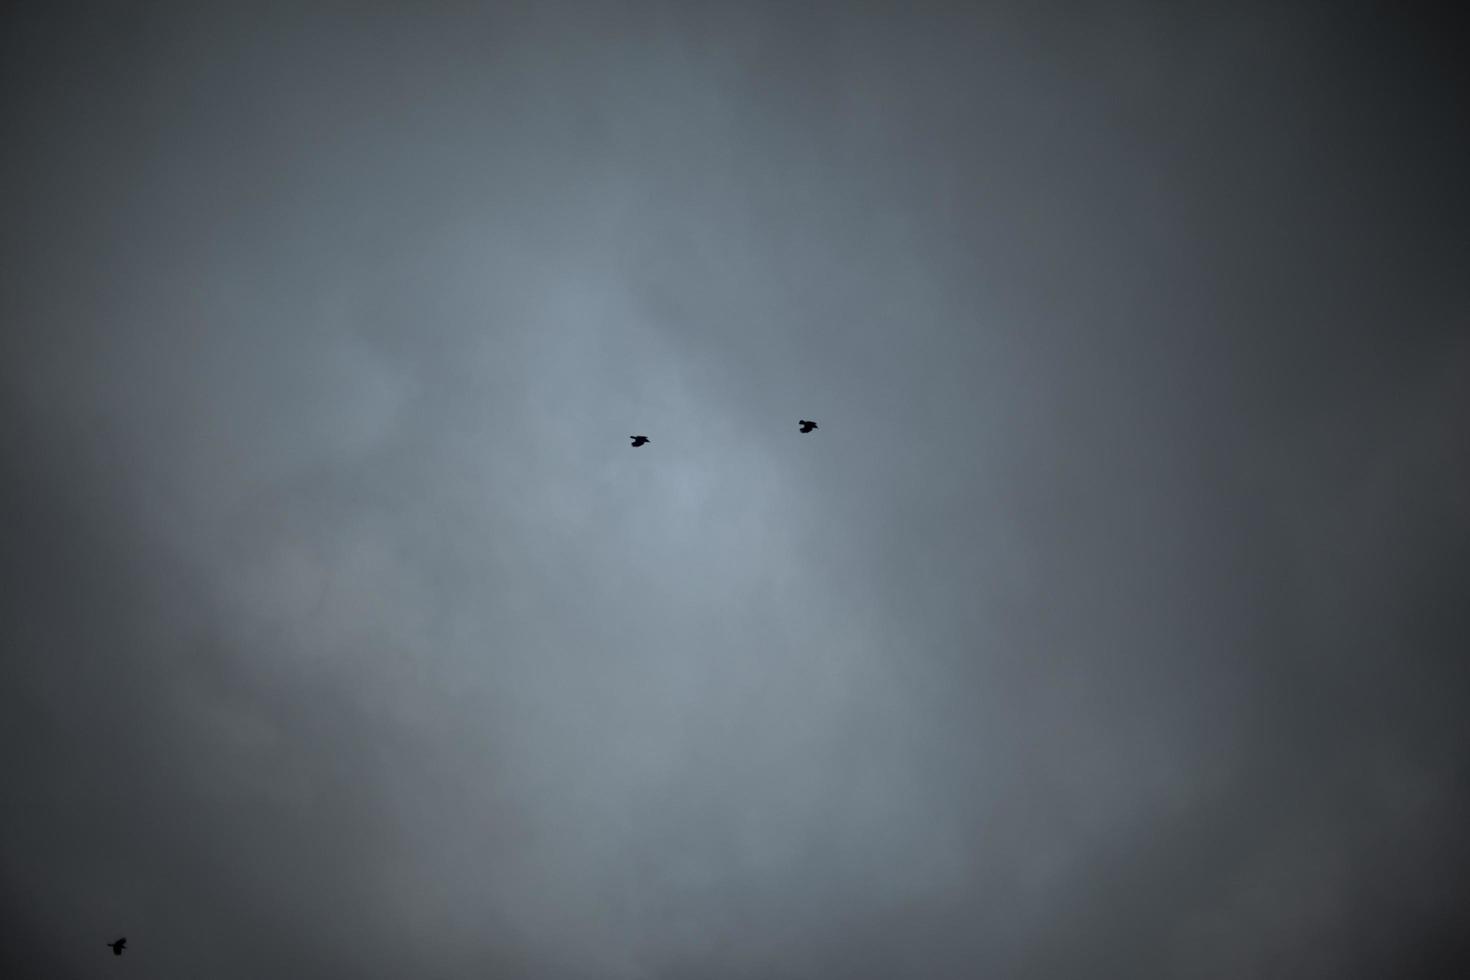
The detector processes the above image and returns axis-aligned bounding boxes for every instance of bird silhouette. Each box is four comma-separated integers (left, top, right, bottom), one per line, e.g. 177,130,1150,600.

107,938,127,956
798,420,818,433
630,435,650,447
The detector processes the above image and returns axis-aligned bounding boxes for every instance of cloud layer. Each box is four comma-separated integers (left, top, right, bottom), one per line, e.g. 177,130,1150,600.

3,3,1467,977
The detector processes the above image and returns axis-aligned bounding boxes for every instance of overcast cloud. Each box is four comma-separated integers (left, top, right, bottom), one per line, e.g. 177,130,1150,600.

3,3,1468,977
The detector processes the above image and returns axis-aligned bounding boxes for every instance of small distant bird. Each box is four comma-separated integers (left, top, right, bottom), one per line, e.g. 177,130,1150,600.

108,938,127,956
629,435,650,447
798,420,818,433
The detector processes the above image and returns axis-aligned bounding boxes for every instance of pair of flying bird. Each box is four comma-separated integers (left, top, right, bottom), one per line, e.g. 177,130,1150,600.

630,420,817,447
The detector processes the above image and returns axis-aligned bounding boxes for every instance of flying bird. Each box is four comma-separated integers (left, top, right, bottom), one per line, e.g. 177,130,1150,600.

798,420,818,433
629,435,650,447
107,938,127,956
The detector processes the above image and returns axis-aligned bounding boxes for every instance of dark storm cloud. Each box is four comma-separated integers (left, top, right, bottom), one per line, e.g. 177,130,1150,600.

3,2,1467,978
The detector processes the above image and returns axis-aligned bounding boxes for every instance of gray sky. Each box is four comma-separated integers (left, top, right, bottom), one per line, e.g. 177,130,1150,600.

2,2,1467,977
